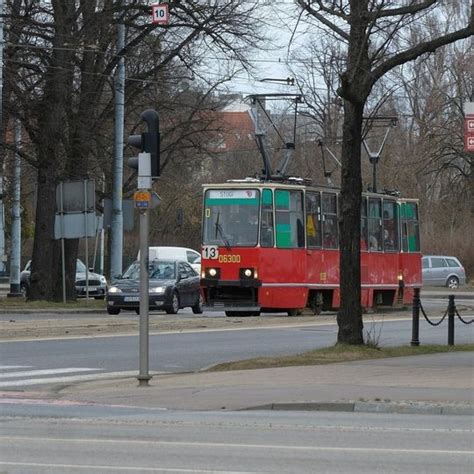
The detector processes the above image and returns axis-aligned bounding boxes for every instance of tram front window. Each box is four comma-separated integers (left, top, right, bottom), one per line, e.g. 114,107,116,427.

203,189,260,247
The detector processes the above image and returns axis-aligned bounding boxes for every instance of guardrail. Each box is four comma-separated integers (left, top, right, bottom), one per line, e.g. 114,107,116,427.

411,288,473,346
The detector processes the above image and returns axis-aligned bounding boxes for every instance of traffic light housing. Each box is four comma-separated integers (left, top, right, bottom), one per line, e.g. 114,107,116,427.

127,109,160,177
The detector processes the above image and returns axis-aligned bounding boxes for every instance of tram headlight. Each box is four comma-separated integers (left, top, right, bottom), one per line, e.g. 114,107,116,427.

204,268,220,279
240,268,258,280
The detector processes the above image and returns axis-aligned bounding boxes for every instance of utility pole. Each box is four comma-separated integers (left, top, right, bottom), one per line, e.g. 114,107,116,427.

110,0,125,279
8,119,21,297
0,0,6,276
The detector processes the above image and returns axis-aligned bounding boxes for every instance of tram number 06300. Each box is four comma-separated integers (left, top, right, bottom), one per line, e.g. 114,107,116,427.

218,254,241,263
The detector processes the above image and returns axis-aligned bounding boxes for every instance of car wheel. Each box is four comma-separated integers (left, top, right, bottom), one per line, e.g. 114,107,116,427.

166,292,180,314
446,276,459,289
192,294,203,314
107,307,120,315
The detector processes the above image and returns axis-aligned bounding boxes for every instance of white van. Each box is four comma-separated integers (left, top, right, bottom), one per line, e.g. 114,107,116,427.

137,246,201,273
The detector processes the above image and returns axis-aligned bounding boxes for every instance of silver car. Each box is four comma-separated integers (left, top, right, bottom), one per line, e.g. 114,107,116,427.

20,259,108,299
422,255,466,288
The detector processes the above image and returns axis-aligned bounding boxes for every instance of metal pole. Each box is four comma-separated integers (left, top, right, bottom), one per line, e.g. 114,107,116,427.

411,287,420,346
110,4,125,279
8,119,21,296
137,207,151,386
448,295,455,346
84,180,89,301
60,182,66,304
0,0,6,276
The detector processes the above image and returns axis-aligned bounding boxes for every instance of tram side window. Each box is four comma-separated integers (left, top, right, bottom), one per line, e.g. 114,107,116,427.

275,190,304,248
368,198,382,251
401,202,420,252
383,200,399,252
361,197,368,251
305,192,321,248
322,193,338,249
260,189,274,247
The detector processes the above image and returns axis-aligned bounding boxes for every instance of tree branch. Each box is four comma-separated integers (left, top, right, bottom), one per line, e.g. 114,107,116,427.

372,20,474,83
295,0,350,41
368,0,437,19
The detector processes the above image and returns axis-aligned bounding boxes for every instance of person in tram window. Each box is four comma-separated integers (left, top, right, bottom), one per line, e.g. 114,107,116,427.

384,229,394,250
368,233,378,251
323,230,336,248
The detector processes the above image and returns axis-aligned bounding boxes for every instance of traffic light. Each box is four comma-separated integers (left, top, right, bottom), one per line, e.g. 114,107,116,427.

127,109,160,177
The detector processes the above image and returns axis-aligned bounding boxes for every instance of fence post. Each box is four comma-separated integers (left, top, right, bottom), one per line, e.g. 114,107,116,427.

448,295,455,346
411,288,420,346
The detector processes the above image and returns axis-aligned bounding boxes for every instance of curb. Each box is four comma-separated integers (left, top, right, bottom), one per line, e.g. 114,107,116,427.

245,401,474,416
0,308,106,315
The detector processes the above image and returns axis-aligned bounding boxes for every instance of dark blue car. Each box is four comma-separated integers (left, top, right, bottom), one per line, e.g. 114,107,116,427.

106,259,203,315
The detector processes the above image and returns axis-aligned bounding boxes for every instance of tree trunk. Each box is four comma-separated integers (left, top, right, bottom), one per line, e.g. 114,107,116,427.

28,161,60,301
337,100,364,344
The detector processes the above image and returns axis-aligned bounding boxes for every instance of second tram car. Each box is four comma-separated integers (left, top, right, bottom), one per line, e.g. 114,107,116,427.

200,178,421,316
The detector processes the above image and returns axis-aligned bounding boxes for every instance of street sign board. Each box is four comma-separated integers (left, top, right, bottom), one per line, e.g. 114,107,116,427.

134,190,151,209
152,3,169,25
464,115,474,152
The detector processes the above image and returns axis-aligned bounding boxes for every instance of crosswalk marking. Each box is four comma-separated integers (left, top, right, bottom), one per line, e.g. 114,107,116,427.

0,370,138,389
0,367,101,380
0,365,108,389
0,365,33,370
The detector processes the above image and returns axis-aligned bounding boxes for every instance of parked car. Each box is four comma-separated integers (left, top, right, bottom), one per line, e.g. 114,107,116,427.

20,259,108,299
106,259,203,315
422,255,466,288
137,246,201,273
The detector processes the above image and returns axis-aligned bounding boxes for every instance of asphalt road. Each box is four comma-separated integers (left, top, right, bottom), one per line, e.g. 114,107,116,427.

1,318,473,390
0,406,472,473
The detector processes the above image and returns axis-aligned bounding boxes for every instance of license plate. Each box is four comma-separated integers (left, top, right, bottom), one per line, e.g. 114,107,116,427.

124,296,140,302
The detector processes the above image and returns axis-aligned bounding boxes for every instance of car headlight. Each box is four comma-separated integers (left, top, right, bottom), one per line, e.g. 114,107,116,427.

150,286,166,294
108,286,122,294
100,276,107,284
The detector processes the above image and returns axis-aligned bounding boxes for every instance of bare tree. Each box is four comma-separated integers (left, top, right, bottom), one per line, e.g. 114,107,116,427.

4,0,264,301
295,0,473,344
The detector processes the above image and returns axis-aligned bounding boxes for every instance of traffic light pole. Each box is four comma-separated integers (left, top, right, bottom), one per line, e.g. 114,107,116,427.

127,110,160,386
137,201,151,386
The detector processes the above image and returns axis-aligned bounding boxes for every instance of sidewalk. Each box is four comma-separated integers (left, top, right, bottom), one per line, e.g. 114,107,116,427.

58,351,474,415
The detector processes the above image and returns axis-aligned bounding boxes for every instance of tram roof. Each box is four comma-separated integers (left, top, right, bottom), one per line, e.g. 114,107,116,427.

202,179,418,202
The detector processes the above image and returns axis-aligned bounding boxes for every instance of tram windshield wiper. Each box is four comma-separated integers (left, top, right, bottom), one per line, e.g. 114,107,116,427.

214,212,232,251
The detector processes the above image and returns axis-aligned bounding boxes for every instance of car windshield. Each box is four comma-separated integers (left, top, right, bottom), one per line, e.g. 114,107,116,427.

121,261,176,280
76,259,87,273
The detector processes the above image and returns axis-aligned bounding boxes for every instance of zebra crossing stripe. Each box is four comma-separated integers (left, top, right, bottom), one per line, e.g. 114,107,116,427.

0,370,138,388
0,368,101,380
0,365,33,370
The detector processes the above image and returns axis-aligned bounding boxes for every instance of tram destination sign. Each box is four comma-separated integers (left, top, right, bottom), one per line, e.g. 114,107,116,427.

208,190,257,199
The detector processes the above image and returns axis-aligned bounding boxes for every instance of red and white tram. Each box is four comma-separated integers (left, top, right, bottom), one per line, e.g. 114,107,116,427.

200,178,421,316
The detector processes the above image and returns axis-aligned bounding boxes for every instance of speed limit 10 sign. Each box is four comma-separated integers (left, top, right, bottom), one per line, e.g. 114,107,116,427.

152,3,169,25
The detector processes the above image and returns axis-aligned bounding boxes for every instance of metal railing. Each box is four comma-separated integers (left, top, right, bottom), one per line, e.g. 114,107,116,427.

411,288,473,346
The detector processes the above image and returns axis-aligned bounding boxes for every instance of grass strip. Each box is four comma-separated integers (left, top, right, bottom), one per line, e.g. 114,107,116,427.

0,298,106,310
208,343,474,372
